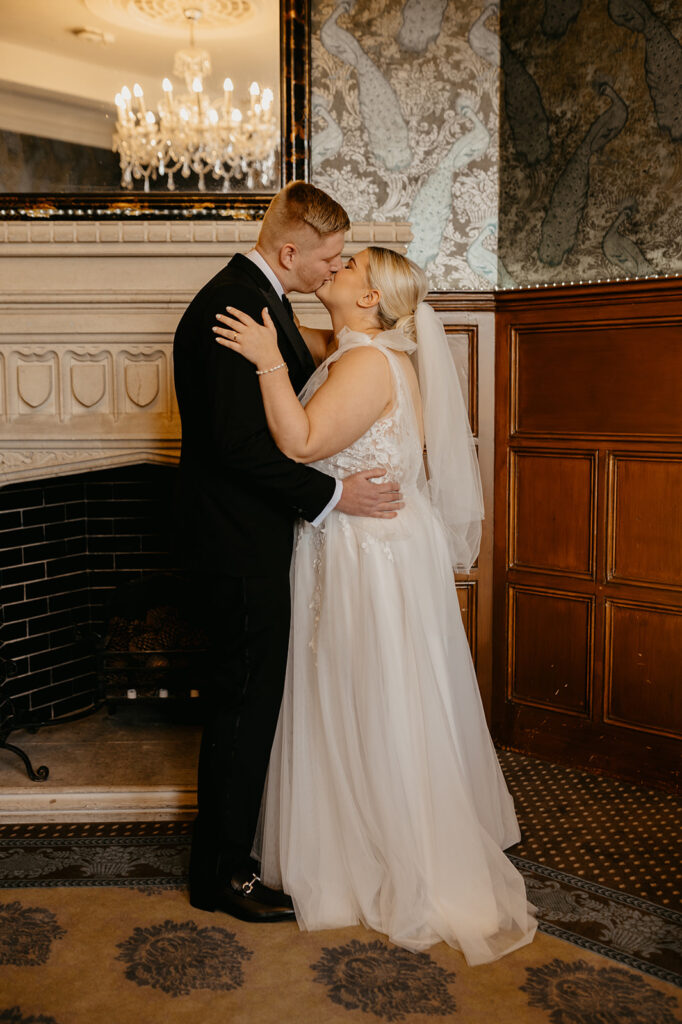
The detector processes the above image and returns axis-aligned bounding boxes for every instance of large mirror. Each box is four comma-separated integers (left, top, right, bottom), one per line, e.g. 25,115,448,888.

0,0,309,219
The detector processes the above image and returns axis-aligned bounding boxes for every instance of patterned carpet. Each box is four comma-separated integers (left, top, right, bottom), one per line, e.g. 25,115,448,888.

0,752,680,1023
497,750,682,909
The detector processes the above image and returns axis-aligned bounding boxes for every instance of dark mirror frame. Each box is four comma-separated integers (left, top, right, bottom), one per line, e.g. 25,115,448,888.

0,0,309,221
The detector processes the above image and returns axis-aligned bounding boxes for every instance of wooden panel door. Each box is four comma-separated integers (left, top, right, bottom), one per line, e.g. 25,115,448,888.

493,279,682,792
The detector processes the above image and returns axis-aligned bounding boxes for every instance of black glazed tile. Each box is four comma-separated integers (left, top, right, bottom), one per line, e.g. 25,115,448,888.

0,584,25,606
2,635,48,660
22,505,66,527
115,552,173,571
25,572,88,599
48,591,90,614
24,540,68,562
29,609,79,637
51,656,95,684
29,679,75,710
43,482,87,505
0,487,44,512
84,482,114,500
89,536,141,554
3,597,49,623
28,649,64,674
84,554,115,572
46,554,88,577
65,500,87,521
86,517,115,535
1,563,46,586
0,548,23,569
0,620,27,644
49,626,79,650
65,537,88,556
44,519,86,541
0,526,45,550
0,510,22,532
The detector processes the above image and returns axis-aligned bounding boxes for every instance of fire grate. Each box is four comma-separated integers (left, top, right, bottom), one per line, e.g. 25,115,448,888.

98,574,210,709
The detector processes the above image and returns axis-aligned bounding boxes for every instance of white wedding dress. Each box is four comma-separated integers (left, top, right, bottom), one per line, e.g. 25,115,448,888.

256,328,537,965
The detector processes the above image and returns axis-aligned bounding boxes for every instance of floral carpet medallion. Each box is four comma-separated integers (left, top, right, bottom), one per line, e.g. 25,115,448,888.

0,901,66,966
311,939,457,1022
521,958,682,1024
0,1010,60,1024
115,919,253,997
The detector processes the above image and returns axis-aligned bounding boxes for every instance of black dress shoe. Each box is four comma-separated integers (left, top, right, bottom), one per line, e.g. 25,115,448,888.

211,870,296,923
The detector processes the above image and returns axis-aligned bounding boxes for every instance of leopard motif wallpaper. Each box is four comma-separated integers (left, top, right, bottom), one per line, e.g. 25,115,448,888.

310,0,682,290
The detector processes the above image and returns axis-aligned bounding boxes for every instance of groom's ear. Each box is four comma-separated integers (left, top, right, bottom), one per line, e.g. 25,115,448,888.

279,243,298,269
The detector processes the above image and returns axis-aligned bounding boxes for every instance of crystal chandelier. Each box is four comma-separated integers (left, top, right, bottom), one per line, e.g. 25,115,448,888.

113,7,278,192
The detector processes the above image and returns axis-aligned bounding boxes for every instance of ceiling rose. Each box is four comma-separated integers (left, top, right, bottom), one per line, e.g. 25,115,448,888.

84,0,257,37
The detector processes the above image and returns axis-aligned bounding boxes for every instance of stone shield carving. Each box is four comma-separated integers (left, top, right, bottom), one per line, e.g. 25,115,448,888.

71,363,106,408
125,361,159,408
17,363,52,409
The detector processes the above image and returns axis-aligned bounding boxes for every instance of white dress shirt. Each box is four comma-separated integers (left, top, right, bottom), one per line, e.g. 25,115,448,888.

244,249,342,526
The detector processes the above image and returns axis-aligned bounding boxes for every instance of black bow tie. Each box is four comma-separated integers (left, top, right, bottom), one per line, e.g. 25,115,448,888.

280,294,294,320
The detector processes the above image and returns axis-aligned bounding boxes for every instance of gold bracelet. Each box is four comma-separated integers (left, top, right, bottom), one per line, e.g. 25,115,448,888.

256,361,288,376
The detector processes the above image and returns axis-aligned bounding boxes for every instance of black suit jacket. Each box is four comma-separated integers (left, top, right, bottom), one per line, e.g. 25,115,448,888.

173,253,336,577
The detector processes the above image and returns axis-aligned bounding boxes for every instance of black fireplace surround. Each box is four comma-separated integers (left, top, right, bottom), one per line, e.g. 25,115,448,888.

0,465,179,733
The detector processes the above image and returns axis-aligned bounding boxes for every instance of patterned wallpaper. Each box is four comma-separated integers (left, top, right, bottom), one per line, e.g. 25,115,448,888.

310,0,682,291
310,0,502,291
498,0,682,286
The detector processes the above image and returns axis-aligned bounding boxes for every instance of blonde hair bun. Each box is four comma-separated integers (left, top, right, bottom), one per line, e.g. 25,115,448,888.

366,247,429,343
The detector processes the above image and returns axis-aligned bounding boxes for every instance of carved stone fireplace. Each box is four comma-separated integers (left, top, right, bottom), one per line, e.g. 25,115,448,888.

0,219,422,773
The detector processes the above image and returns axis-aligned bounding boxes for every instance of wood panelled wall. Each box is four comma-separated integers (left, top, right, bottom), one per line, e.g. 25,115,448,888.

493,279,682,792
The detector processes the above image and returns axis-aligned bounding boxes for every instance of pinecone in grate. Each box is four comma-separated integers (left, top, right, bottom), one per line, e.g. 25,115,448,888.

129,629,162,652
146,605,177,631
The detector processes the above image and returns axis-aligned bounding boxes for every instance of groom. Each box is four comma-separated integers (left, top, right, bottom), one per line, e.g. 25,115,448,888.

173,182,402,923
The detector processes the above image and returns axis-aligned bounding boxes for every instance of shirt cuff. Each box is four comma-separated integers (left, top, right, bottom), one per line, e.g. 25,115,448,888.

310,478,343,527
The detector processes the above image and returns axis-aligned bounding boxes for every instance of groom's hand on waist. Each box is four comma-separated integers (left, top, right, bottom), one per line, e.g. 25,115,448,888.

336,469,403,519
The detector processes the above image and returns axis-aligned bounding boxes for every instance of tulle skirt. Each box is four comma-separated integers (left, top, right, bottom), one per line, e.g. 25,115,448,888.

256,491,537,965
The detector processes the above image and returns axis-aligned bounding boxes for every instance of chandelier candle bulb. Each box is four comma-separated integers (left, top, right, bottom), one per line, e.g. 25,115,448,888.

223,78,233,114
133,83,145,115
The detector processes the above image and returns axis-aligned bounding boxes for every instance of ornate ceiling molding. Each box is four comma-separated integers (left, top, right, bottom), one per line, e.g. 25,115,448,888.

83,0,260,38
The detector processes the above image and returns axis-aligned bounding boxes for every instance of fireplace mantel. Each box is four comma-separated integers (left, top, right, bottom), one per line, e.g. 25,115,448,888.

0,220,412,486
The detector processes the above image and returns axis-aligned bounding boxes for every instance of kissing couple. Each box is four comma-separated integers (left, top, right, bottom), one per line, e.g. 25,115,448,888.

173,181,536,965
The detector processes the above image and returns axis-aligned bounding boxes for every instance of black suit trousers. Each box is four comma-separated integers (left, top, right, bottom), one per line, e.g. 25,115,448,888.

189,570,291,901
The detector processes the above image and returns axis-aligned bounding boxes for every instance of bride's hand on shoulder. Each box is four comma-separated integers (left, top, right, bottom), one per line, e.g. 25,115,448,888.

213,306,282,371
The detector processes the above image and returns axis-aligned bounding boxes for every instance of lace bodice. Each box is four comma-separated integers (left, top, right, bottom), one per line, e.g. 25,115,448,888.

298,328,425,489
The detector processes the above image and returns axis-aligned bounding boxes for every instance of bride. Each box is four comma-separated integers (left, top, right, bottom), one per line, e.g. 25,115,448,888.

213,246,537,965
